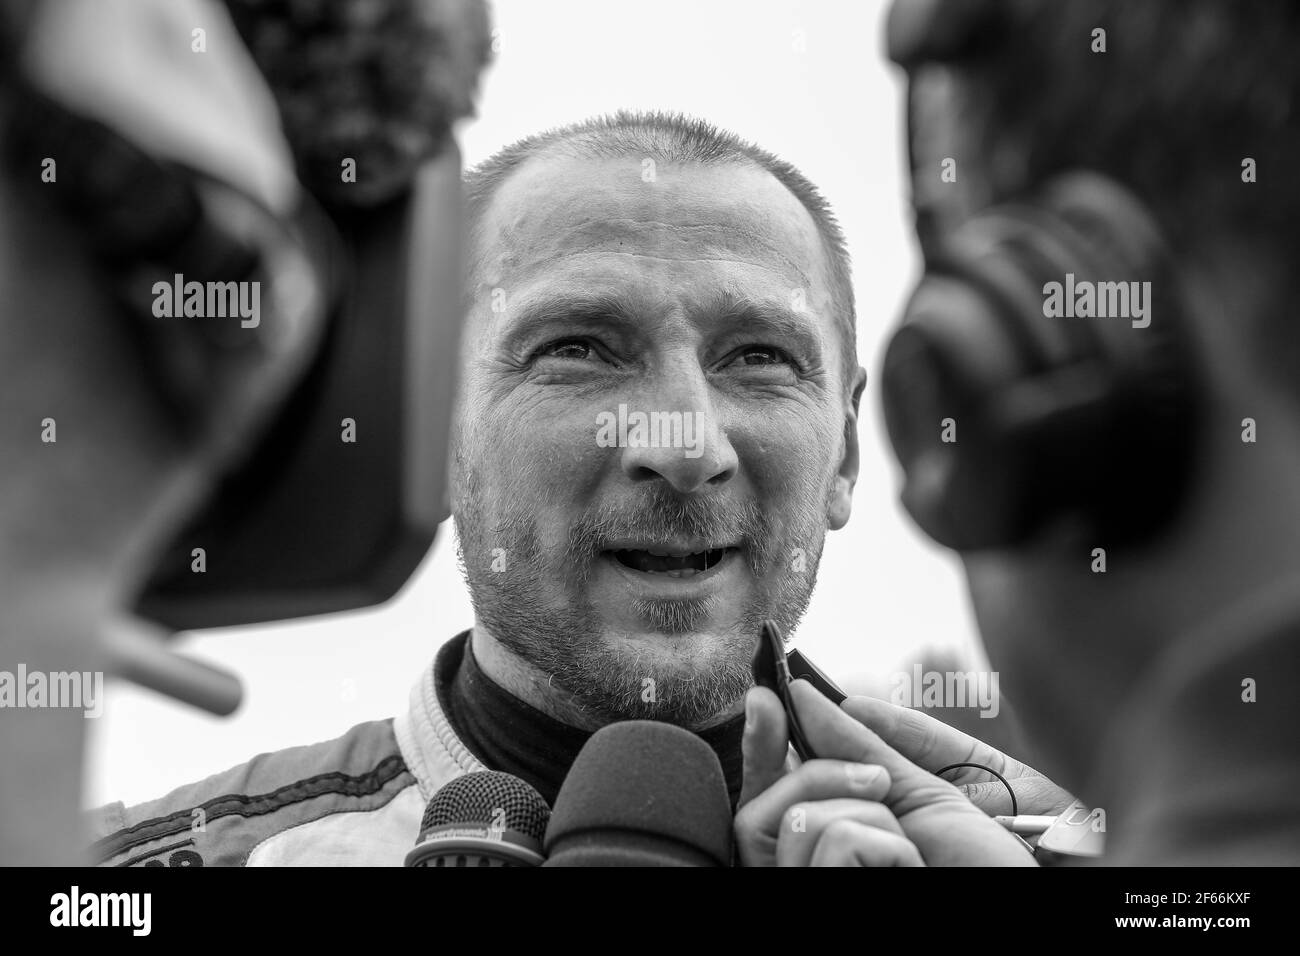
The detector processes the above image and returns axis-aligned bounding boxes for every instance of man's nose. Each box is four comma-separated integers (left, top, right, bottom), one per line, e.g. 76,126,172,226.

618,390,738,494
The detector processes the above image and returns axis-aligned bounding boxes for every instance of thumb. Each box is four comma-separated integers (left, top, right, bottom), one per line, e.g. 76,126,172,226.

738,686,788,808
790,681,937,803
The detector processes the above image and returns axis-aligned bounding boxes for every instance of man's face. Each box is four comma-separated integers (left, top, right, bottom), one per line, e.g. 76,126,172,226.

453,152,861,727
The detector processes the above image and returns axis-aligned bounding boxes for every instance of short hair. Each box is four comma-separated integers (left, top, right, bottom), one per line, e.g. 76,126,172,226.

464,111,859,394
943,0,1300,387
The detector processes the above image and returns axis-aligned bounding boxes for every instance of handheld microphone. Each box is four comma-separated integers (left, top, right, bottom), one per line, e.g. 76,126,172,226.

4,0,493,710
405,771,551,868
543,721,734,867
132,0,495,631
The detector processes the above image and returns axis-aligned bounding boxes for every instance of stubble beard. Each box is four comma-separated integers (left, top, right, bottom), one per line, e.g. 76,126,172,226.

452,447,835,729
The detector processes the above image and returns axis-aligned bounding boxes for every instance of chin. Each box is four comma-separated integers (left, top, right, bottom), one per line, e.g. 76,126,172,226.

588,629,751,727
606,621,722,649
604,620,748,672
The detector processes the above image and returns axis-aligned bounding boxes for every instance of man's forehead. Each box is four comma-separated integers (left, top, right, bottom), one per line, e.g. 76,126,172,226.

475,150,831,293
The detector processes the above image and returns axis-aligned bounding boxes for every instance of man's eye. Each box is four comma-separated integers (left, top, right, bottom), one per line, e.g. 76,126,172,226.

734,346,791,367
536,338,596,361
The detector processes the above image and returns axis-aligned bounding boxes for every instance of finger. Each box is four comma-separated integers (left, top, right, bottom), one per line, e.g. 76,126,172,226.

774,799,905,868
809,819,925,867
840,695,1025,779
957,776,1075,817
738,686,788,808
790,680,932,790
955,781,1024,816
734,760,891,866
840,696,1078,816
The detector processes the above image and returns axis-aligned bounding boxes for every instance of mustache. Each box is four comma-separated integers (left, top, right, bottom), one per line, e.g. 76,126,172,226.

564,486,773,577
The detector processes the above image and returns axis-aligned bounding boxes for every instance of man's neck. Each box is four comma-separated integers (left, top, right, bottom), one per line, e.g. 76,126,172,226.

468,625,603,730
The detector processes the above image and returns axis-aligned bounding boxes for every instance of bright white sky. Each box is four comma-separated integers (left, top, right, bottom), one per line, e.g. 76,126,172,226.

86,0,981,809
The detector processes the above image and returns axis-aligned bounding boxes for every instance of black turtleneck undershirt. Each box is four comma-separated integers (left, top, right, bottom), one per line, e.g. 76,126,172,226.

433,631,746,808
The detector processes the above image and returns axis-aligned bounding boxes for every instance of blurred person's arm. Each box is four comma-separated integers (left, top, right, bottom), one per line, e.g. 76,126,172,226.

0,0,297,864
0,164,179,864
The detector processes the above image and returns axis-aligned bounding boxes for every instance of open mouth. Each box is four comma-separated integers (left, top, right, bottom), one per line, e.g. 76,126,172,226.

608,547,737,578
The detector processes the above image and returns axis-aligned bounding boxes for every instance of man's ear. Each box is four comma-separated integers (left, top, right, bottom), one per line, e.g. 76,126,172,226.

828,365,868,531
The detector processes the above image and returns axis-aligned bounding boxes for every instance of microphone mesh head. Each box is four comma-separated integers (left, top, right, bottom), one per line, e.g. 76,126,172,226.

419,771,550,844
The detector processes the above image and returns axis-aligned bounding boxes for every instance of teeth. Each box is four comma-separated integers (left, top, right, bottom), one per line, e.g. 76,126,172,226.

608,547,734,576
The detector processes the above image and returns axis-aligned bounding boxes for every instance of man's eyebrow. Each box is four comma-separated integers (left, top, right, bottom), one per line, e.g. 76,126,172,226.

694,292,825,354
500,292,645,340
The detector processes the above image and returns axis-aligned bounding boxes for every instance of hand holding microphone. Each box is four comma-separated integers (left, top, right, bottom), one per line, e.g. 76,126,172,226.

839,695,1076,819
737,681,1038,866
736,685,922,866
